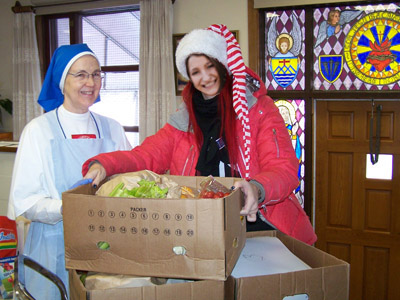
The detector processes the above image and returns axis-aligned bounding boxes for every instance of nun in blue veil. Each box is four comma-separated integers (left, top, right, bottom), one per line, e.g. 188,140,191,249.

8,44,131,300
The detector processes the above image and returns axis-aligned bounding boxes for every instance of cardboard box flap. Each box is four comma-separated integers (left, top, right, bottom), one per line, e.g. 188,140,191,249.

70,270,225,300
234,265,349,300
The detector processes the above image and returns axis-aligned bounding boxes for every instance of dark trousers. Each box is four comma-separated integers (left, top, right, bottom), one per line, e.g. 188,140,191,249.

246,214,275,232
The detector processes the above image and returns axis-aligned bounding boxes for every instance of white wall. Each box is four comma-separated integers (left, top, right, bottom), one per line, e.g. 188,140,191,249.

172,0,249,65
0,152,16,216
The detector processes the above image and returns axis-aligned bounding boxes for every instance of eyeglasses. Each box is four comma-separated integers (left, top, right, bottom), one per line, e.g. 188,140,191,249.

67,71,104,82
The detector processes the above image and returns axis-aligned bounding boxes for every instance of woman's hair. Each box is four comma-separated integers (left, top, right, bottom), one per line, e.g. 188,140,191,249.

182,54,239,176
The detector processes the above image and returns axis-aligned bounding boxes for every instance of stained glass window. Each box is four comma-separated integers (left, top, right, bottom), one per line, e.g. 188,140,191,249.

264,10,305,90
262,2,400,212
314,3,400,90
274,99,305,207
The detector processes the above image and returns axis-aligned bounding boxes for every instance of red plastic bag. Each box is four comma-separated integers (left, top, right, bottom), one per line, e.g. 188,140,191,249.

199,175,232,198
0,216,17,258
0,216,17,299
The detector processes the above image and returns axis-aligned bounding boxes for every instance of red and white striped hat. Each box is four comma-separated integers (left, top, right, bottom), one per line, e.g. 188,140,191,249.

175,24,251,179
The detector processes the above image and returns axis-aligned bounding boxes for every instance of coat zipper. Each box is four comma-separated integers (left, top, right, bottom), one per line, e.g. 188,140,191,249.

261,204,267,213
258,129,282,210
181,145,195,176
272,128,280,158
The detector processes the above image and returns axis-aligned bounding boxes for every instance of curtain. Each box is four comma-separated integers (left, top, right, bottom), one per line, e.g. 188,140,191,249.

13,12,42,140
139,0,176,142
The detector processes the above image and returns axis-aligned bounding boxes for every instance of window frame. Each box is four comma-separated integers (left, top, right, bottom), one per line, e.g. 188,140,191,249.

36,7,140,135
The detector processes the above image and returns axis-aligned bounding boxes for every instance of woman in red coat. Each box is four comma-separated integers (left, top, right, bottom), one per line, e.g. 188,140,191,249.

82,24,317,245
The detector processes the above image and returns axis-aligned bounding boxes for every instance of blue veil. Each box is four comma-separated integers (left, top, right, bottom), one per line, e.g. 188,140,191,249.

37,44,101,112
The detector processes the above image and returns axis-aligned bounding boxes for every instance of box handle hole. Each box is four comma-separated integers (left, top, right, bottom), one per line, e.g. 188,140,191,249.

232,237,238,248
173,246,186,255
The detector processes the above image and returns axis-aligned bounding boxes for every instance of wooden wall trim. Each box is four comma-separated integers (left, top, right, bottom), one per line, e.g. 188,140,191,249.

247,0,260,75
12,1,34,13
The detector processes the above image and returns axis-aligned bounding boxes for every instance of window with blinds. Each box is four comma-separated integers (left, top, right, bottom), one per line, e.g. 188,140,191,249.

43,7,140,147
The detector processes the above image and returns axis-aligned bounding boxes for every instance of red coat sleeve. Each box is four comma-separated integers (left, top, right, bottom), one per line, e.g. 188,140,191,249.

82,124,177,176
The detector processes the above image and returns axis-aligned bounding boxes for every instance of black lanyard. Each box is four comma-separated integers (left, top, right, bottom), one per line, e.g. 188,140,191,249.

369,101,382,165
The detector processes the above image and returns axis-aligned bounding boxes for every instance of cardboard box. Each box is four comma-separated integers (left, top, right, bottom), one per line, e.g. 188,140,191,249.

69,269,225,300
62,174,246,281
225,231,350,300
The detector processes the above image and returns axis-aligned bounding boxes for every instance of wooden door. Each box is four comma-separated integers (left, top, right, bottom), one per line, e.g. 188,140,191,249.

315,100,400,300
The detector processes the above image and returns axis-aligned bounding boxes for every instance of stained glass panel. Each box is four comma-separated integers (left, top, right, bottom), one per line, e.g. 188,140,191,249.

274,99,305,207
264,10,306,90
313,3,400,90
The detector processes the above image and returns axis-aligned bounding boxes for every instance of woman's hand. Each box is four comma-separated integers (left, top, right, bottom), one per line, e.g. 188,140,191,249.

234,180,259,222
83,162,106,188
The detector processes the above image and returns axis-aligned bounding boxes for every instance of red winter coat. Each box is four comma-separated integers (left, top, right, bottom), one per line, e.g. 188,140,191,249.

82,68,317,245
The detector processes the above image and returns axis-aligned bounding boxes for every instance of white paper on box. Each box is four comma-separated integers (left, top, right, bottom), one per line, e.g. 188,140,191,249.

231,236,311,278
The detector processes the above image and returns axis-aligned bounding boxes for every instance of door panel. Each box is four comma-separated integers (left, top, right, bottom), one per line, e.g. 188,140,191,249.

315,100,400,300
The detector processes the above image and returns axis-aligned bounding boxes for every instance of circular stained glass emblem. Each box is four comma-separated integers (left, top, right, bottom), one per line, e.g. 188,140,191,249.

344,11,400,85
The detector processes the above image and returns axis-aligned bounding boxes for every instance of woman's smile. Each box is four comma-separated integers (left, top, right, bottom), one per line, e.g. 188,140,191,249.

188,55,220,98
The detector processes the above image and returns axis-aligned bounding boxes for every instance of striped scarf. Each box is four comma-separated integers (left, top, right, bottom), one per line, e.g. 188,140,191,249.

207,24,251,179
